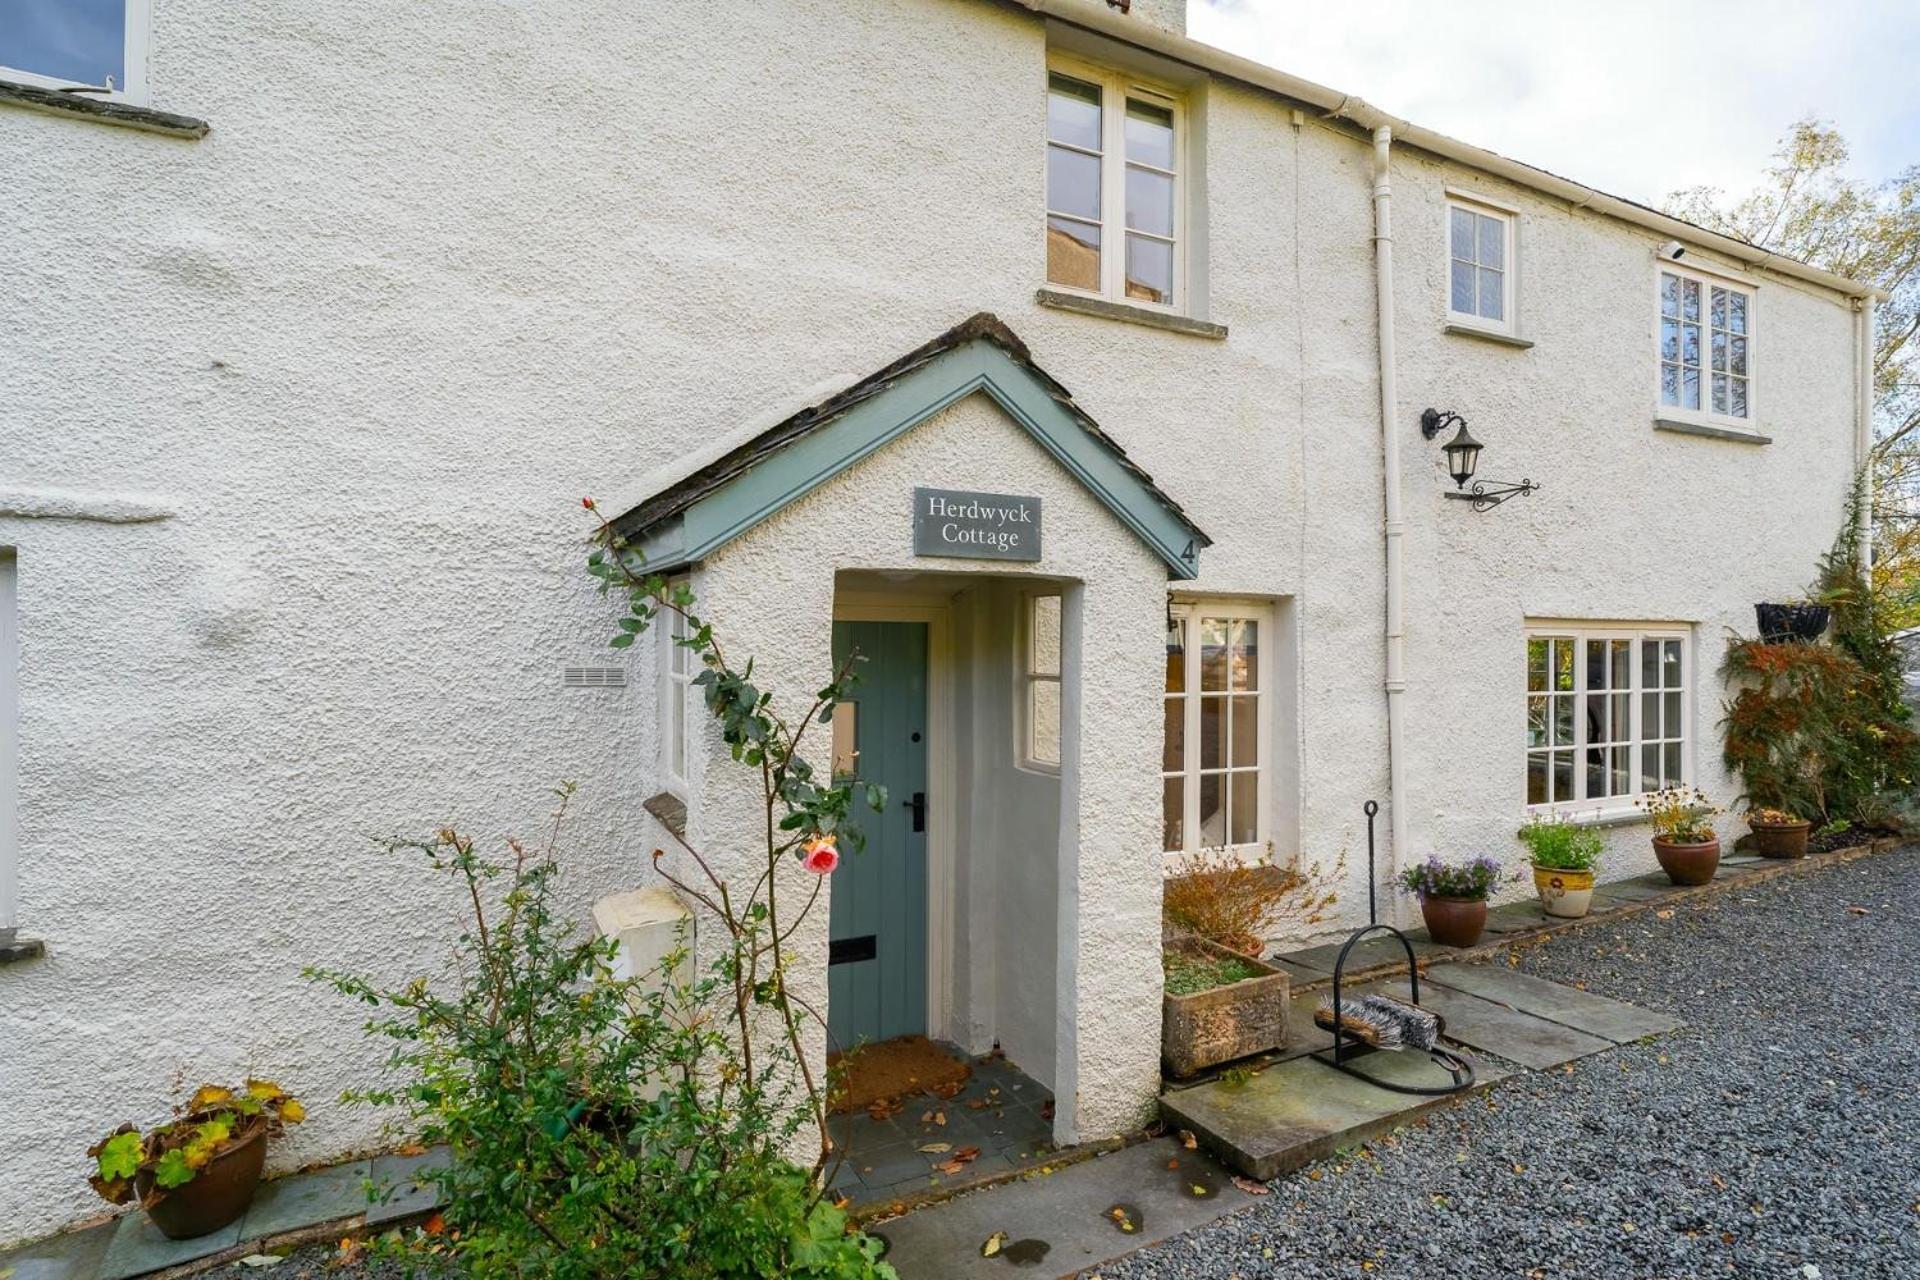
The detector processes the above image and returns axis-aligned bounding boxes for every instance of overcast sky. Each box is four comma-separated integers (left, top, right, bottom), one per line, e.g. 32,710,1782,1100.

1189,0,1920,208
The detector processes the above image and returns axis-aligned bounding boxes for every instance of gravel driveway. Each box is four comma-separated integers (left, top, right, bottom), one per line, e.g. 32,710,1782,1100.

1099,846,1920,1280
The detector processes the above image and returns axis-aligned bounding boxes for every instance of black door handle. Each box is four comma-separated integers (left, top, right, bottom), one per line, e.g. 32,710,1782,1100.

902,791,925,833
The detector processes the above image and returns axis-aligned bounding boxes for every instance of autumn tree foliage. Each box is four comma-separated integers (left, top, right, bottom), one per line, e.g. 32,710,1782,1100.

1668,120,1920,623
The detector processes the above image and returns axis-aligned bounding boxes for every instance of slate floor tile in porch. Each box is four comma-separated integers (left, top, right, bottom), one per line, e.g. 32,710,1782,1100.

827,1051,1055,1208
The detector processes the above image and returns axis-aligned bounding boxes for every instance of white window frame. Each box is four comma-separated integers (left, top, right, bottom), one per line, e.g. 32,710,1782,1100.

1044,53,1187,314
1444,189,1519,337
1162,599,1273,865
0,0,151,104
1656,263,1758,432
1018,591,1062,774
1524,623,1692,817
658,582,693,797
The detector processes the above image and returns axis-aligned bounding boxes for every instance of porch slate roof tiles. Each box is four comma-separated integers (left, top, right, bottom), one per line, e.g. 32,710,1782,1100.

609,312,1212,578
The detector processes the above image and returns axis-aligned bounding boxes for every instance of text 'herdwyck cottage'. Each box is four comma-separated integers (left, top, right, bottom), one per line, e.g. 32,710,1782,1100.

912,487,1043,561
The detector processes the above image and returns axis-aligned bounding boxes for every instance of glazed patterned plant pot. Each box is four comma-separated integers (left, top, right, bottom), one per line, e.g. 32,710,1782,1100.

1652,835,1720,886
1419,895,1488,948
133,1118,267,1240
1750,818,1812,859
1161,936,1290,1079
1531,865,1594,918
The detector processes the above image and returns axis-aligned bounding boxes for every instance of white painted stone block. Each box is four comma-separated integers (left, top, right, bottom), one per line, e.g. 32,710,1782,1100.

591,887,692,984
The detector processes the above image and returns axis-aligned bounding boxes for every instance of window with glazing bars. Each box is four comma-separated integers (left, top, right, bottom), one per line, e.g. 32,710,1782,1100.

1045,63,1182,309
1527,628,1688,807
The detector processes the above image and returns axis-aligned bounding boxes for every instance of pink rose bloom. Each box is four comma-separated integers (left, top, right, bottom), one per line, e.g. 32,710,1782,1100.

801,837,840,875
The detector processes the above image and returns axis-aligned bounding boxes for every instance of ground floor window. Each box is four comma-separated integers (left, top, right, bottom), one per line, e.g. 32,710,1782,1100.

1163,600,1270,857
1021,593,1062,771
1526,624,1689,808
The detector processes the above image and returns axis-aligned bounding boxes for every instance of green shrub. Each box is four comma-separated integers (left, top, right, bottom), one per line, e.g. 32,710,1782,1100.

309,796,895,1280
1516,814,1603,872
1162,950,1267,996
1725,477,1920,829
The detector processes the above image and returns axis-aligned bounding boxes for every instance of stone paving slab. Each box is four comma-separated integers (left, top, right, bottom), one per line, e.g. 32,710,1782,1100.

1600,875,1680,903
1426,963,1683,1044
1284,932,1442,976
873,1136,1252,1280
1481,900,1556,935
366,1146,450,1227
0,1219,114,1280
97,1213,241,1280
1267,956,1325,986
1372,977,1616,1070
1160,1051,1510,1182
241,1158,371,1239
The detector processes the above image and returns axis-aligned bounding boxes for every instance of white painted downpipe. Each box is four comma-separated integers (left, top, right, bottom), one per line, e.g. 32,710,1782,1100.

1856,298,1876,576
1371,125,1410,891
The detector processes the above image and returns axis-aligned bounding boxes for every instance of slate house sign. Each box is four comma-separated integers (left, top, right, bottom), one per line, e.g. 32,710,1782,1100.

912,487,1043,562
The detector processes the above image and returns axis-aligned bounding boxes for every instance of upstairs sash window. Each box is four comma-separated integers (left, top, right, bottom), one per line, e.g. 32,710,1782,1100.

1046,61,1183,309
1661,269,1754,426
0,0,147,100
1447,197,1516,332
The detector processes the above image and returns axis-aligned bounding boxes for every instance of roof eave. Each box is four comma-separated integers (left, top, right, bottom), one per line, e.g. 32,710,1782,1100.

1012,0,1885,302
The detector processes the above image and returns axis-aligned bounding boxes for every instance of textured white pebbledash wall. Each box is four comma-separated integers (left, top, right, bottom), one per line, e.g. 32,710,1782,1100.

0,0,1858,1240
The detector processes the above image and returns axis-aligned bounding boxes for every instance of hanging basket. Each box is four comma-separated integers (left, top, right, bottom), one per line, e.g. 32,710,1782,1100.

1754,603,1830,644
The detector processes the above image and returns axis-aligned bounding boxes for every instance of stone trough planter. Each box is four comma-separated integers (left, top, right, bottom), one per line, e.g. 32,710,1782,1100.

1161,936,1290,1079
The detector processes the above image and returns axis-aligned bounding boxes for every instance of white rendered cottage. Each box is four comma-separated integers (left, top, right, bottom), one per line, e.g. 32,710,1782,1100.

0,0,1879,1241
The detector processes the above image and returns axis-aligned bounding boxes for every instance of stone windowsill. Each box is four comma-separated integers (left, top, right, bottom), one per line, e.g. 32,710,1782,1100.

643,790,688,837
0,933,47,965
0,78,208,139
1444,321,1534,349
1523,806,1651,831
1654,417,1772,445
1034,288,1228,339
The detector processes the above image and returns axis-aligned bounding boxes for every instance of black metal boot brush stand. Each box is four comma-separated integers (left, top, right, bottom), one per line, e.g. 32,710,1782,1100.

1310,800,1477,1096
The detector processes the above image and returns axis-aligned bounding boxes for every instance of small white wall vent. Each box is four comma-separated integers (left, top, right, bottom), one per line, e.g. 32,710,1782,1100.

563,666,628,689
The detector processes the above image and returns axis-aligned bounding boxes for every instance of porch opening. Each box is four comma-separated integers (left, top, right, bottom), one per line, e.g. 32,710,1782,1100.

826,570,1074,1130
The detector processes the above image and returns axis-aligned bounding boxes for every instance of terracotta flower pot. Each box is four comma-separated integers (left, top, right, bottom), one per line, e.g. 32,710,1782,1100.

133,1119,267,1240
1531,865,1594,918
1652,835,1719,886
1749,818,1811,859
1419,895,1488,948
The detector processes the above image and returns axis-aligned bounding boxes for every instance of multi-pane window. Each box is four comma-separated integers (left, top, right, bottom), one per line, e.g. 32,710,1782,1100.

0,0,146,99
1447,200,1514,329
1526,627,1688,808
1023,594,1062,770
1163,604,1268,856
1661,270,1753,423
1045,63,1182,309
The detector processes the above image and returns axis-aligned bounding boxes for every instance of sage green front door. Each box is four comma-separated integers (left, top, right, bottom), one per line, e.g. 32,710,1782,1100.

827,620,929,1050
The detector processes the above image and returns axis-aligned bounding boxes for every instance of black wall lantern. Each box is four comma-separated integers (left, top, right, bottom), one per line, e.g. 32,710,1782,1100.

1420,409,1538,512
